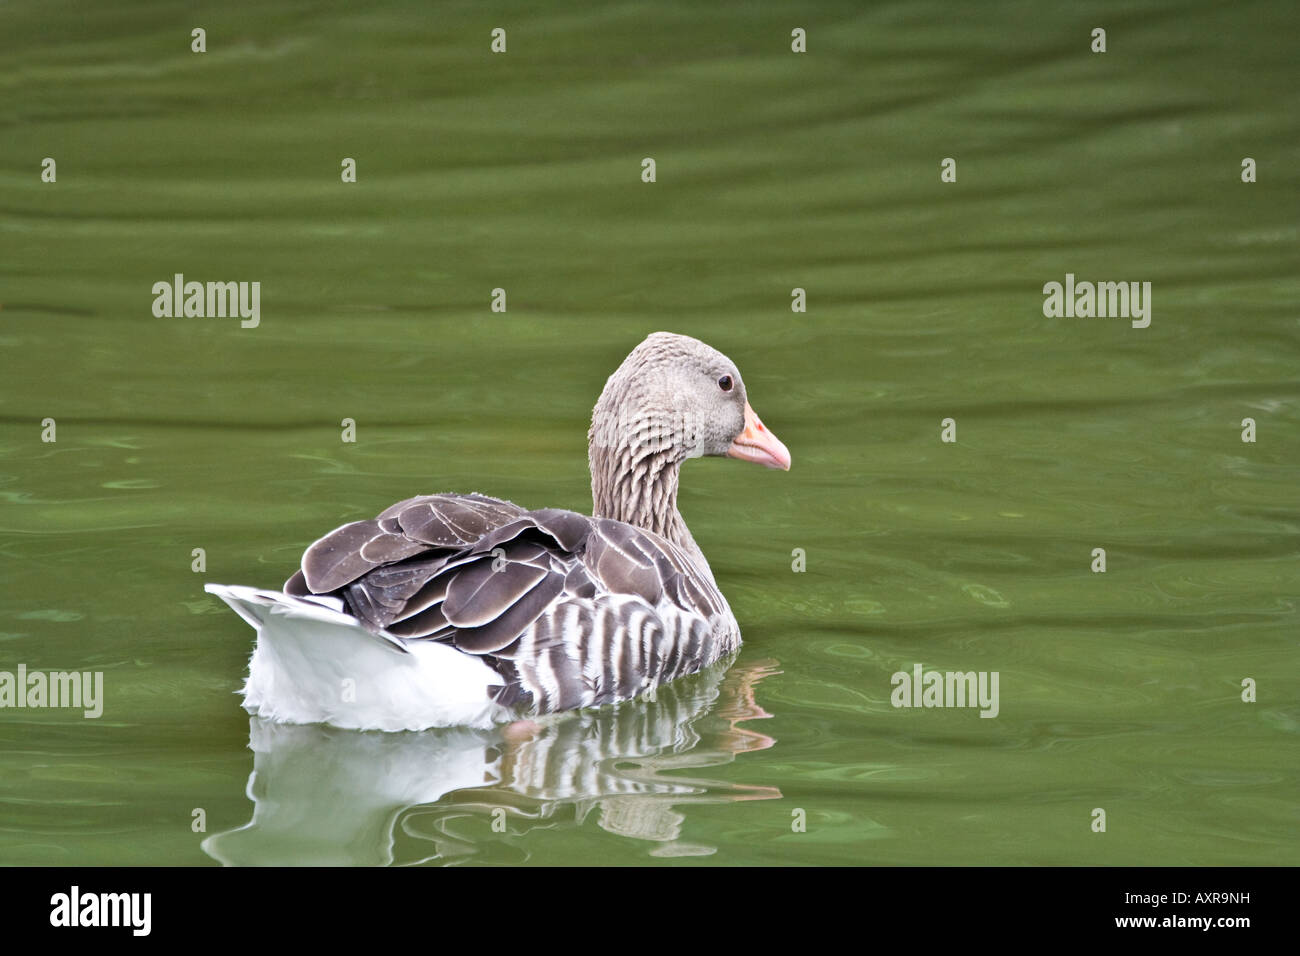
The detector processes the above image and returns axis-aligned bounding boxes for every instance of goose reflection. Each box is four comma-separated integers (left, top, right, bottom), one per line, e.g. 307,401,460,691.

203,657,781,865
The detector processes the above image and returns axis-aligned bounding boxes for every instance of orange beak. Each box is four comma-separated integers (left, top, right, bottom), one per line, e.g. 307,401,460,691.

725,402,791,471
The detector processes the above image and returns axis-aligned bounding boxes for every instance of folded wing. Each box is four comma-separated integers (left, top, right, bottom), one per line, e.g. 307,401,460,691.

287,493,736,714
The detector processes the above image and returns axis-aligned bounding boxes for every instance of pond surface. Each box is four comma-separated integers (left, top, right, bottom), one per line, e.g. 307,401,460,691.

0,0,1296,865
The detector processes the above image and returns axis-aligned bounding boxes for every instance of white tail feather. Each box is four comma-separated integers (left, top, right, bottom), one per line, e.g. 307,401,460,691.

205,584,509,731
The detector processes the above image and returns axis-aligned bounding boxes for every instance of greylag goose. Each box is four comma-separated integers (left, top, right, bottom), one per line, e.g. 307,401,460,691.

206,332,790,731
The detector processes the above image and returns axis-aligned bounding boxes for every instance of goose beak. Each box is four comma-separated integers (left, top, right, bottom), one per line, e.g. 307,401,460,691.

726,402,791,471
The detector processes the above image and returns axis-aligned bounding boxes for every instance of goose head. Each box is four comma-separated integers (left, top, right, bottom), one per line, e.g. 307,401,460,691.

588,332,790,566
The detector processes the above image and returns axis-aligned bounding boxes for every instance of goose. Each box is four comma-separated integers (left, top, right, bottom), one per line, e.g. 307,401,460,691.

206,332,790,731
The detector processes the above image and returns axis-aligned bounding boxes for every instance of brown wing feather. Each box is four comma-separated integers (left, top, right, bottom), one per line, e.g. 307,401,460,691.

287,493,730,714
301,520,388,593
292,494,594,647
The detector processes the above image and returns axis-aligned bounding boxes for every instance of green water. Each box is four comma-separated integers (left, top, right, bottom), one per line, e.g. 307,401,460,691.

1,0,1297,866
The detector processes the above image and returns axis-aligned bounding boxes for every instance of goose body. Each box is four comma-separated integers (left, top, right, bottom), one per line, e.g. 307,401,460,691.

207,332,790,731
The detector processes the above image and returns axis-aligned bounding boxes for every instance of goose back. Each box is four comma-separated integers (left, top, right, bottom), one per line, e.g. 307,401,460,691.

285,493,740,715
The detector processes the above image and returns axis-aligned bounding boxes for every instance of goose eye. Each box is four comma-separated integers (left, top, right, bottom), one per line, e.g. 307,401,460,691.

718,375,733,392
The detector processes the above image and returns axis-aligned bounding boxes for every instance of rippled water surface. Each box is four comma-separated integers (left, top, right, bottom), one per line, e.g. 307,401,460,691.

1,0,1297,865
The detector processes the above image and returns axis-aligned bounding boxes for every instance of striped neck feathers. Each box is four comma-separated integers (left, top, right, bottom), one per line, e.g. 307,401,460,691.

588,414,713,583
